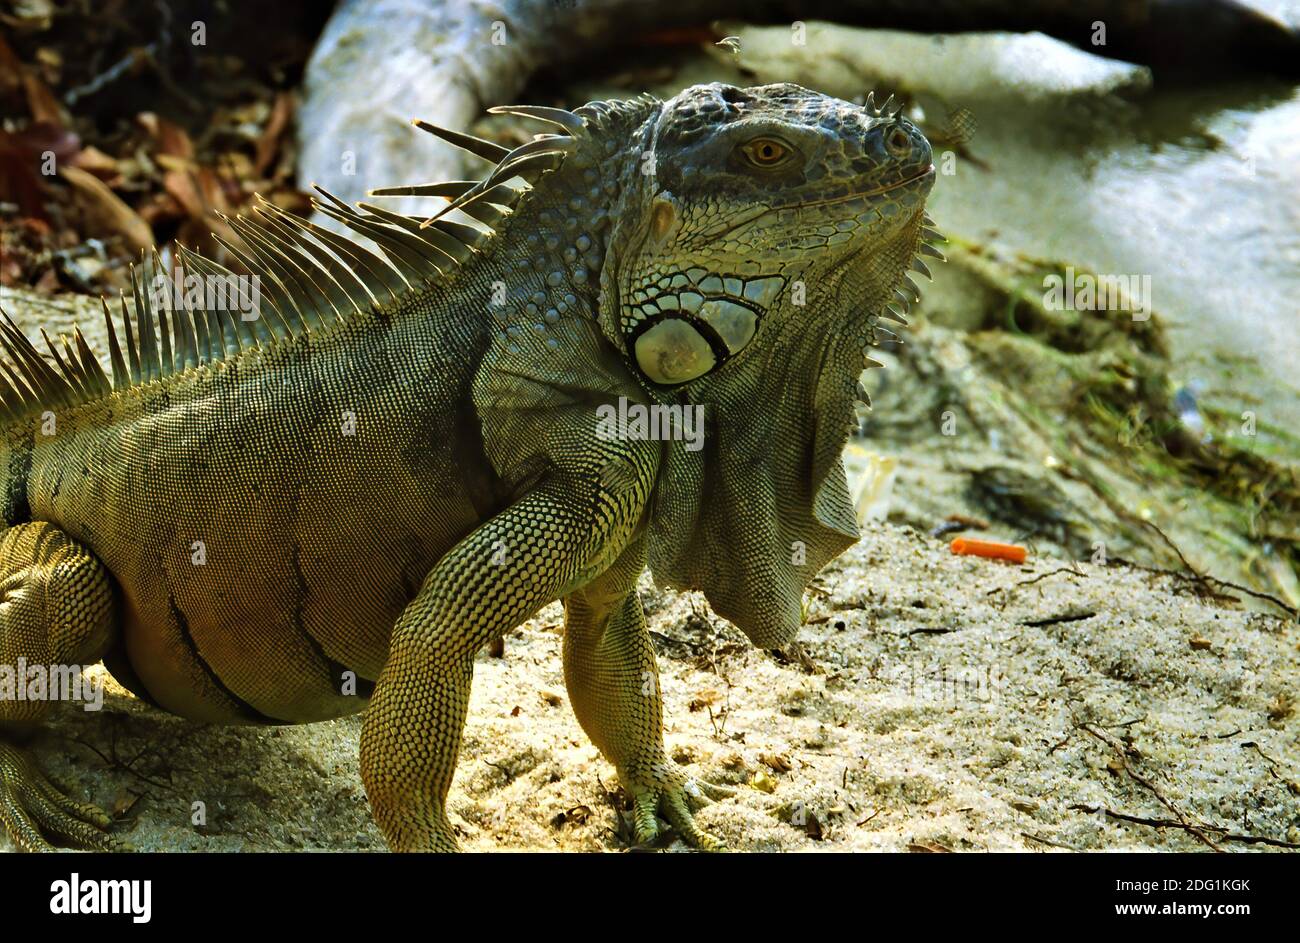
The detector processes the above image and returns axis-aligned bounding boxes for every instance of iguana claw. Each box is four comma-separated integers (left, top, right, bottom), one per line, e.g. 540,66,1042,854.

0,741,132,852
625,770,730,851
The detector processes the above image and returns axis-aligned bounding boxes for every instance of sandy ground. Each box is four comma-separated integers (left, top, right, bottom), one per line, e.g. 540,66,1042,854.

5,522,1295,853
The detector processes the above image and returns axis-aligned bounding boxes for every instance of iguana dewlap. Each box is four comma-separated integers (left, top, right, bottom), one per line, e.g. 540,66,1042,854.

0,83,938,851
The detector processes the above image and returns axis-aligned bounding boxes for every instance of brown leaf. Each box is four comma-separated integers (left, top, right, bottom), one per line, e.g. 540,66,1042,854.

21,68,62,125
0,33,25,98
719,751,749,771
688,687,722,712
0,30,63,125
137,112,195,160
760,752,794,773
194,166,233,216
162,168,207,220
0,122,79,219
255,92,295,177
134,190,185,228
59,164,153,253
70,145,119,179
34,266,59,292
0,120,79,162
111,791,141,819
552,804,591,828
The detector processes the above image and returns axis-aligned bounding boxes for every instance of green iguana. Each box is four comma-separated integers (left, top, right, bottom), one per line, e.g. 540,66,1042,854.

0,82,938,852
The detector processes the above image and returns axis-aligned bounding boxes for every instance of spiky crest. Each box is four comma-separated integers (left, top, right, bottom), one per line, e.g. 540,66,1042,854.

0,100,641,425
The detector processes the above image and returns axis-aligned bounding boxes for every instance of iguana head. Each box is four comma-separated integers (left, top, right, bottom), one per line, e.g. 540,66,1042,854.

601,82,934,387
595,83,940,648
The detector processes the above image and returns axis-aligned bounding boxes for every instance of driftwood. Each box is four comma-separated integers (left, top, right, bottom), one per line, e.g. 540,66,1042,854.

298,0,1300,210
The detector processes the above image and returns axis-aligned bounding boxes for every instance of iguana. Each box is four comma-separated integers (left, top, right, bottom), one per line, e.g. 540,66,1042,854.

0,82,938,852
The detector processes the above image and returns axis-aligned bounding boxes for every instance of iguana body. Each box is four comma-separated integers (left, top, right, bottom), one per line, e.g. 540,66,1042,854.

0,83,937,851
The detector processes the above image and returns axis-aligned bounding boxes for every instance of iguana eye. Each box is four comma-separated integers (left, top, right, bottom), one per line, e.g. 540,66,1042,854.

884,126,912,157
738,138,792,168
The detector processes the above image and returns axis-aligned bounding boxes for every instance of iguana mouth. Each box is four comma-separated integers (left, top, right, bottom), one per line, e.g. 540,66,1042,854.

705,165,936,238
796,164,937,207
840,164,935,199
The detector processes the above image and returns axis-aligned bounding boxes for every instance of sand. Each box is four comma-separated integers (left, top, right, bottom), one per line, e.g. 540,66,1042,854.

9,522,1295,853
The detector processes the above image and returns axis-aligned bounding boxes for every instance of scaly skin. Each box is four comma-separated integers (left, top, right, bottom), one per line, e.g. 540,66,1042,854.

0,83,936,851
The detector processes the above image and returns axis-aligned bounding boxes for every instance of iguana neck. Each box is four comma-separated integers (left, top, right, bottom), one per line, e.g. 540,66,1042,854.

440,99,659,348
461,99,662,488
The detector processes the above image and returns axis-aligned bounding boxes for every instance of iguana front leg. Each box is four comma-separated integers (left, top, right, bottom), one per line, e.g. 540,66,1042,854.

0,522,128,851
563,544,732,850
360,435,658,851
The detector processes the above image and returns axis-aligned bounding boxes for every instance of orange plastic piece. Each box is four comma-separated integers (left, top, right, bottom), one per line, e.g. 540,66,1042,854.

949,537,1027,564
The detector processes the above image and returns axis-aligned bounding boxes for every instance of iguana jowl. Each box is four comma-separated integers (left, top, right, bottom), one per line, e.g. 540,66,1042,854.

0,83,938,851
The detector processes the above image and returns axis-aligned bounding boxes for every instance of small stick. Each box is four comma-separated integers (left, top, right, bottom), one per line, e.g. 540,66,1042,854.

987,564,1084,597
950,537,1027,564
1079,723,1223,852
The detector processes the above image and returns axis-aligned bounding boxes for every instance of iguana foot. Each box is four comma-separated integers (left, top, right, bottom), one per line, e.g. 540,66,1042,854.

0,741,131,852
624,766,733,851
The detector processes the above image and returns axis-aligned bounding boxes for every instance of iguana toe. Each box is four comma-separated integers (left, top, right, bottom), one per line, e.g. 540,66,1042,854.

690,778,737,803
661,786,726,852
0,741,130,852
630,790,662,844
624,772,728,851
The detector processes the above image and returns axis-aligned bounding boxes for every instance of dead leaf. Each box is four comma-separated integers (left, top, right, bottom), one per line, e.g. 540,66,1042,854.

163,168,207,220
1268,692,1295,722
688,688,722,712
21,68,62,125
255,91,295,177
58,164,152,252
138,112,195,160
760,752,793,773
670,744,699,764
0,31,63,124
0,34,23,98
71,145,120,179
0,121,79,219
111,791,141,819
552,805,591,828
907,841,953,853
719,751,749,771
155,153,199,174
